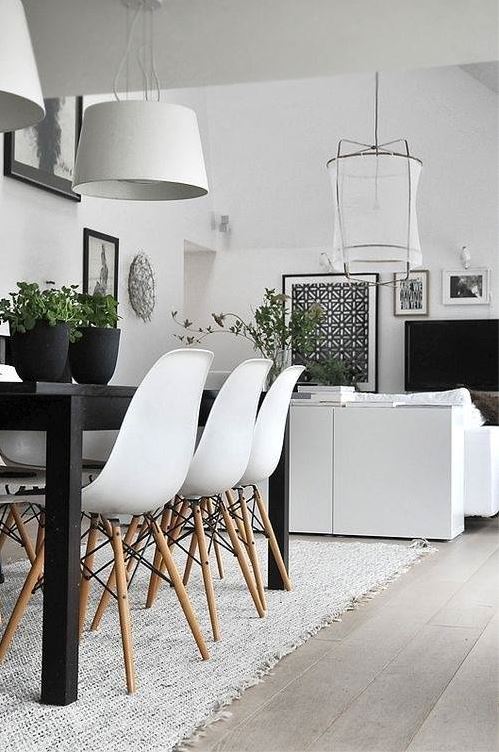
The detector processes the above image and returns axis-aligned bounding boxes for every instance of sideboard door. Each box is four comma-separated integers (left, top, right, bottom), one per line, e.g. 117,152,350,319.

289,404,334,534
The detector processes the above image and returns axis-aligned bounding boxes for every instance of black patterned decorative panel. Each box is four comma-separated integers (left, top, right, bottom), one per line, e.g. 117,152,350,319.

283,273,378,391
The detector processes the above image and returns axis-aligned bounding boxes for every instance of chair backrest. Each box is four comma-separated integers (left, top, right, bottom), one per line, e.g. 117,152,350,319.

239,365,305,486
82,348,213,515
180,358,271,497
0,365,46,467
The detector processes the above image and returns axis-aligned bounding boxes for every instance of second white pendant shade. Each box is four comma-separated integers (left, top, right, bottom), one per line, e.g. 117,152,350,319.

72,100,209,200
0,0,45,132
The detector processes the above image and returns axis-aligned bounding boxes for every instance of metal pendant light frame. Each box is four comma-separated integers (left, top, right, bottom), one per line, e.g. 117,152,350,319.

326,73,423,286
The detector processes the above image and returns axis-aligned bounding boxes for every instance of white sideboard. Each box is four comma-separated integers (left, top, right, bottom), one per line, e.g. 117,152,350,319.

289,402,465,540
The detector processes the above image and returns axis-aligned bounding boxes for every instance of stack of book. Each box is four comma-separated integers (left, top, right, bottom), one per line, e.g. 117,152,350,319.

296,385,356,404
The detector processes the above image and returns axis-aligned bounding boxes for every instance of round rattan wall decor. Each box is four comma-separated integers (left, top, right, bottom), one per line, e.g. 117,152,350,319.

128,253,156,321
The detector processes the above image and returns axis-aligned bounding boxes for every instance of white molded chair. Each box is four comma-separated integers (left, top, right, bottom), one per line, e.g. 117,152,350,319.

0,366,46,580
234,365,305,608
0,348,214,693
146,358,271,641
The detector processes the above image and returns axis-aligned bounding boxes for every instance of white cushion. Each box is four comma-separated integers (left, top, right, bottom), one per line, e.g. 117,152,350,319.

354,388,484,430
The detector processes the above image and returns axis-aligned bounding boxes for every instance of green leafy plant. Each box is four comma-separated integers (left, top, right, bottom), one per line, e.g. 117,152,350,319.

77,293,119,329
0,282,82,342
172,288,323,382
306,355,357,387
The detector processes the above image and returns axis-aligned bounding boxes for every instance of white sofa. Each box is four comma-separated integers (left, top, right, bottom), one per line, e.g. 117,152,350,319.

464,427,499,517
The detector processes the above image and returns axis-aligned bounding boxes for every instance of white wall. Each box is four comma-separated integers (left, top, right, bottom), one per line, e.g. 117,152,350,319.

184,65,499,391
1,65,497,395
0,88,214,386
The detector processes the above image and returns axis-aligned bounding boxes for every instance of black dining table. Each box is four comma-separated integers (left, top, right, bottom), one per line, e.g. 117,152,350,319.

0,382,289,706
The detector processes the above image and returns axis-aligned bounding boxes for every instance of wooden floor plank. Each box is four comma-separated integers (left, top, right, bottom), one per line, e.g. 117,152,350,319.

407,617,499,752
308,624,484,752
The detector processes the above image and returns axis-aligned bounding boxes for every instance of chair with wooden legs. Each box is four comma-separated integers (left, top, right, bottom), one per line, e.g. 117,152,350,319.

231,365,305,607
182,365,304,614
145,358,272,642
0,348,214,694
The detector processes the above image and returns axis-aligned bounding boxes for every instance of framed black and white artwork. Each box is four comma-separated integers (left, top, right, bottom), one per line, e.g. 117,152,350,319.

83,229,119,300
283,273,378,391
442,268,491,305
393,270,429,316
3,96,83,201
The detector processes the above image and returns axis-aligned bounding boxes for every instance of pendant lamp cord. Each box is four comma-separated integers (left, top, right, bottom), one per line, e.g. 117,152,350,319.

374,71,379,150
113,2,161,103
113,4,142,100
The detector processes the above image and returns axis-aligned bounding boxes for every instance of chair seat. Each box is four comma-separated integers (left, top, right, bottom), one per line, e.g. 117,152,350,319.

0,468,99,499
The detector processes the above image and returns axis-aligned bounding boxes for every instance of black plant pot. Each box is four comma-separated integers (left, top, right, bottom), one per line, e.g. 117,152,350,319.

10,321,70,382
69,327,121,385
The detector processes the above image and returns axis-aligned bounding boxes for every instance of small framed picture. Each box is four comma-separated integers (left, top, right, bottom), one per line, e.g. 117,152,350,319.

442,268,491,305
4,96,83,201
393,270,429,316
83,229,119,300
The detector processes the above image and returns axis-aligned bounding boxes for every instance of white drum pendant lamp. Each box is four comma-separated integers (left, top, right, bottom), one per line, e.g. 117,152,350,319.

0,0,45,132
326,73,422,278
72,0,208,201
73,100,208,200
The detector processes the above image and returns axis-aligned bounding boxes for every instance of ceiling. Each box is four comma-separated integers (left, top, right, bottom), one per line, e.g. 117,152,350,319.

24,0,499,98
461,61,499,92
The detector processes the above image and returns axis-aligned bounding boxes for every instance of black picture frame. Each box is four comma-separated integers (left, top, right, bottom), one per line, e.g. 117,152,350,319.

282,272,379,392
83,228,119,301
3,96,83,201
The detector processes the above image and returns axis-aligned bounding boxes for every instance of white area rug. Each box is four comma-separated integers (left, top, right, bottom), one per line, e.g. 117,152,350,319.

0,538,430,751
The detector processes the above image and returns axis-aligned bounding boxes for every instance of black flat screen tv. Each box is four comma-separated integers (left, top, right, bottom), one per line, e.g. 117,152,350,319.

405,319,499,391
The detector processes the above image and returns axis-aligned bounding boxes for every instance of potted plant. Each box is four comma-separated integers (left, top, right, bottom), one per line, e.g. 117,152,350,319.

306,355,357,387
301,355,358,400
0,282,81,382
172,288,323,384
69,293,120,384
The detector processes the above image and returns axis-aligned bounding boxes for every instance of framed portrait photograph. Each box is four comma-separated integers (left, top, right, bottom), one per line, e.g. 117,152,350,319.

393,270,429,316
83,229,119,300
442,268,491,305
3,96,83,201
283,273,378,392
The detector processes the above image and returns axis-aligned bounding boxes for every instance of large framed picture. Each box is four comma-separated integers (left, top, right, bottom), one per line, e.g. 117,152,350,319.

393,270,429,316
283,273,378,391
3,96,83,201
83,229,119,300
442,268,491,305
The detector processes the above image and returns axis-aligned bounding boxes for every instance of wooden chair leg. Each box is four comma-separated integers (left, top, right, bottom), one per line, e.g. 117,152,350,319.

193,501,221,641
145,506,171,608
90,515,141,632
220,495,265,618
79,514,100,638
239,493,267,611
0,541,45,662
148,500,189,605
0,509,14,553
182,528,198,586
205,498,224,579
35,510,45,554
110,519,136,694
151,520,209,660
10,503,36,565
254,485,293,591
226,490,248,550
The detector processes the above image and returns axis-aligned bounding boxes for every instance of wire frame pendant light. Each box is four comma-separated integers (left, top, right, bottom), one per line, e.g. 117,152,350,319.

326,73,422,280
0,0,45,132
72,0,208,201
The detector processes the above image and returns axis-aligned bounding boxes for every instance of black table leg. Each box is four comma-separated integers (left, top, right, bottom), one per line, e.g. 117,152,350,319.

267,417,289,590
41,398,83,705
